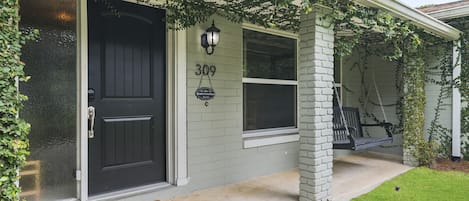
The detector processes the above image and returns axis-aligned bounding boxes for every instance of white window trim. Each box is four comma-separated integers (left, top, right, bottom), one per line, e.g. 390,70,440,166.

243,127,299,138
244,134,300,149
242,78,298,86
241,24,300,148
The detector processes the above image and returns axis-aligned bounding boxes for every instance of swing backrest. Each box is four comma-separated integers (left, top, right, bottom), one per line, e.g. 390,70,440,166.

333,107,364,141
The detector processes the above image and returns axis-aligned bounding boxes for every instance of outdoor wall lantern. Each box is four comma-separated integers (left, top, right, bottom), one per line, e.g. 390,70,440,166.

201,20,221,55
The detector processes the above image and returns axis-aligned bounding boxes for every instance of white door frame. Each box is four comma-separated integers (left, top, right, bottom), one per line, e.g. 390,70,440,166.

77,1,188,200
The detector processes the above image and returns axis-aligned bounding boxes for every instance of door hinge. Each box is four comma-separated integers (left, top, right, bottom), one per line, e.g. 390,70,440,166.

75,169,82,181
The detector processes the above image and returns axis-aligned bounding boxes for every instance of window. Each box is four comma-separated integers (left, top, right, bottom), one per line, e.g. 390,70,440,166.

242,27,299,146
20,0,78,200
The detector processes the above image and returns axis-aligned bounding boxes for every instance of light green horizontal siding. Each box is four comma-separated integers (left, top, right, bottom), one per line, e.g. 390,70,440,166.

121,16,299,201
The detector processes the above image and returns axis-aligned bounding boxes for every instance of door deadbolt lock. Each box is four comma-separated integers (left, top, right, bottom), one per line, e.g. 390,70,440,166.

88,106,96,138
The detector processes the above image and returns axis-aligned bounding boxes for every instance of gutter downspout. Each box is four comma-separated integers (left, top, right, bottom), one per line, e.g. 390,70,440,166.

452,40,462,162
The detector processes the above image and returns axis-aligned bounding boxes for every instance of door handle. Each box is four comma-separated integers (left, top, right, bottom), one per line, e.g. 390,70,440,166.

88,106,96,138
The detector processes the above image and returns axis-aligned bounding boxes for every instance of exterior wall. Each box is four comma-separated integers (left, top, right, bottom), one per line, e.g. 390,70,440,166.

119,16,299,200
17,1,463,201
337,48,403,156
423,47,453,150
336,44,455,158
185,15,299,189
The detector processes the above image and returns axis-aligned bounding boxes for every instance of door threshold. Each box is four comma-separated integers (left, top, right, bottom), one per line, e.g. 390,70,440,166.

88,182,172,201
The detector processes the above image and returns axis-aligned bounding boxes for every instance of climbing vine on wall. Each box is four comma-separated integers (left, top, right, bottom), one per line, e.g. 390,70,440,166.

401,37,436,166
425,41,453,158
0,0,37,200
456,23,469,159
461,39,469,158
94,0,451,166
346,32,440,166
0,0,464,199
426,16,469,161
348,40,402,136
457,32,469,160
350,18,469,162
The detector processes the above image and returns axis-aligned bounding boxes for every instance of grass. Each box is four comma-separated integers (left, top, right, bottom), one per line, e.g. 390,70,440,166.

352,167,469,201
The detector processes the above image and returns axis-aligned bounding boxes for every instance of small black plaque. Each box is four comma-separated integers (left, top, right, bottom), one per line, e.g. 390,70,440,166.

195,87,215,101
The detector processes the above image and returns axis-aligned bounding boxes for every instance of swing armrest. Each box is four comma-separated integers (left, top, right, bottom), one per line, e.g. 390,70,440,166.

333,126,357,133
361,123,393,137
333,126,357,138
333,126,357,145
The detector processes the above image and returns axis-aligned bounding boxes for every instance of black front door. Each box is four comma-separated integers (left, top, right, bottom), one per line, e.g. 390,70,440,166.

88,1,166,195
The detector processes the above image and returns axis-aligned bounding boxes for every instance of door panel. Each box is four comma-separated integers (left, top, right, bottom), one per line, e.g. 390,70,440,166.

102,116,153,167
102,14,153,98
88,0,166,195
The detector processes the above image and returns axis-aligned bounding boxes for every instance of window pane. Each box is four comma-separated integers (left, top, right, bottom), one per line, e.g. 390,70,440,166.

19,0,77,200
243,84,296,131
243,29,296,80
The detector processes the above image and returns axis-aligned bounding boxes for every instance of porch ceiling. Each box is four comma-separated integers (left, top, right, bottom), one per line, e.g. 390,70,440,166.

356,0,462,41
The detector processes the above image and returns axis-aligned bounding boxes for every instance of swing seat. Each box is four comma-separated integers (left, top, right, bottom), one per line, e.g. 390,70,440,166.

333,107,393,150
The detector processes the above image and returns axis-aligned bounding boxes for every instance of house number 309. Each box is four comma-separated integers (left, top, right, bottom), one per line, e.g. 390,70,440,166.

195,64,216,77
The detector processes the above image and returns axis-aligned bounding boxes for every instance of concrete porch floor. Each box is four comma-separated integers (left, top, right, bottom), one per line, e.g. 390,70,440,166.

162,152,412,201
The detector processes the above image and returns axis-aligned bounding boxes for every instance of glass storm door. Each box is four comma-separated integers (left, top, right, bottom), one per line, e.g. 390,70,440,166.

87,0,166,195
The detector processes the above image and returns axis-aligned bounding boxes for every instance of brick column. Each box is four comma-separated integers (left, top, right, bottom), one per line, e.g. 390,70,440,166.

298,5,334,201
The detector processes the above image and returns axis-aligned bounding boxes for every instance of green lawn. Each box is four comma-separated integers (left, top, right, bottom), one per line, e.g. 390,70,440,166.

352,167,469,201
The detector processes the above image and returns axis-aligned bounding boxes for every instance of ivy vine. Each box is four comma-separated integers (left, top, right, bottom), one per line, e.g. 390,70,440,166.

160,0,437,165
449,17,469,159
425,41,453,158
340,15,469,163
91,0,460,166
0,0,465,199
0,0,37,200
423,17,469,161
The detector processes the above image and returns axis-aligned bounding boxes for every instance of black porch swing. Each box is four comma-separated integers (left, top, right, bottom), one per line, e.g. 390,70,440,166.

332,75,394,150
